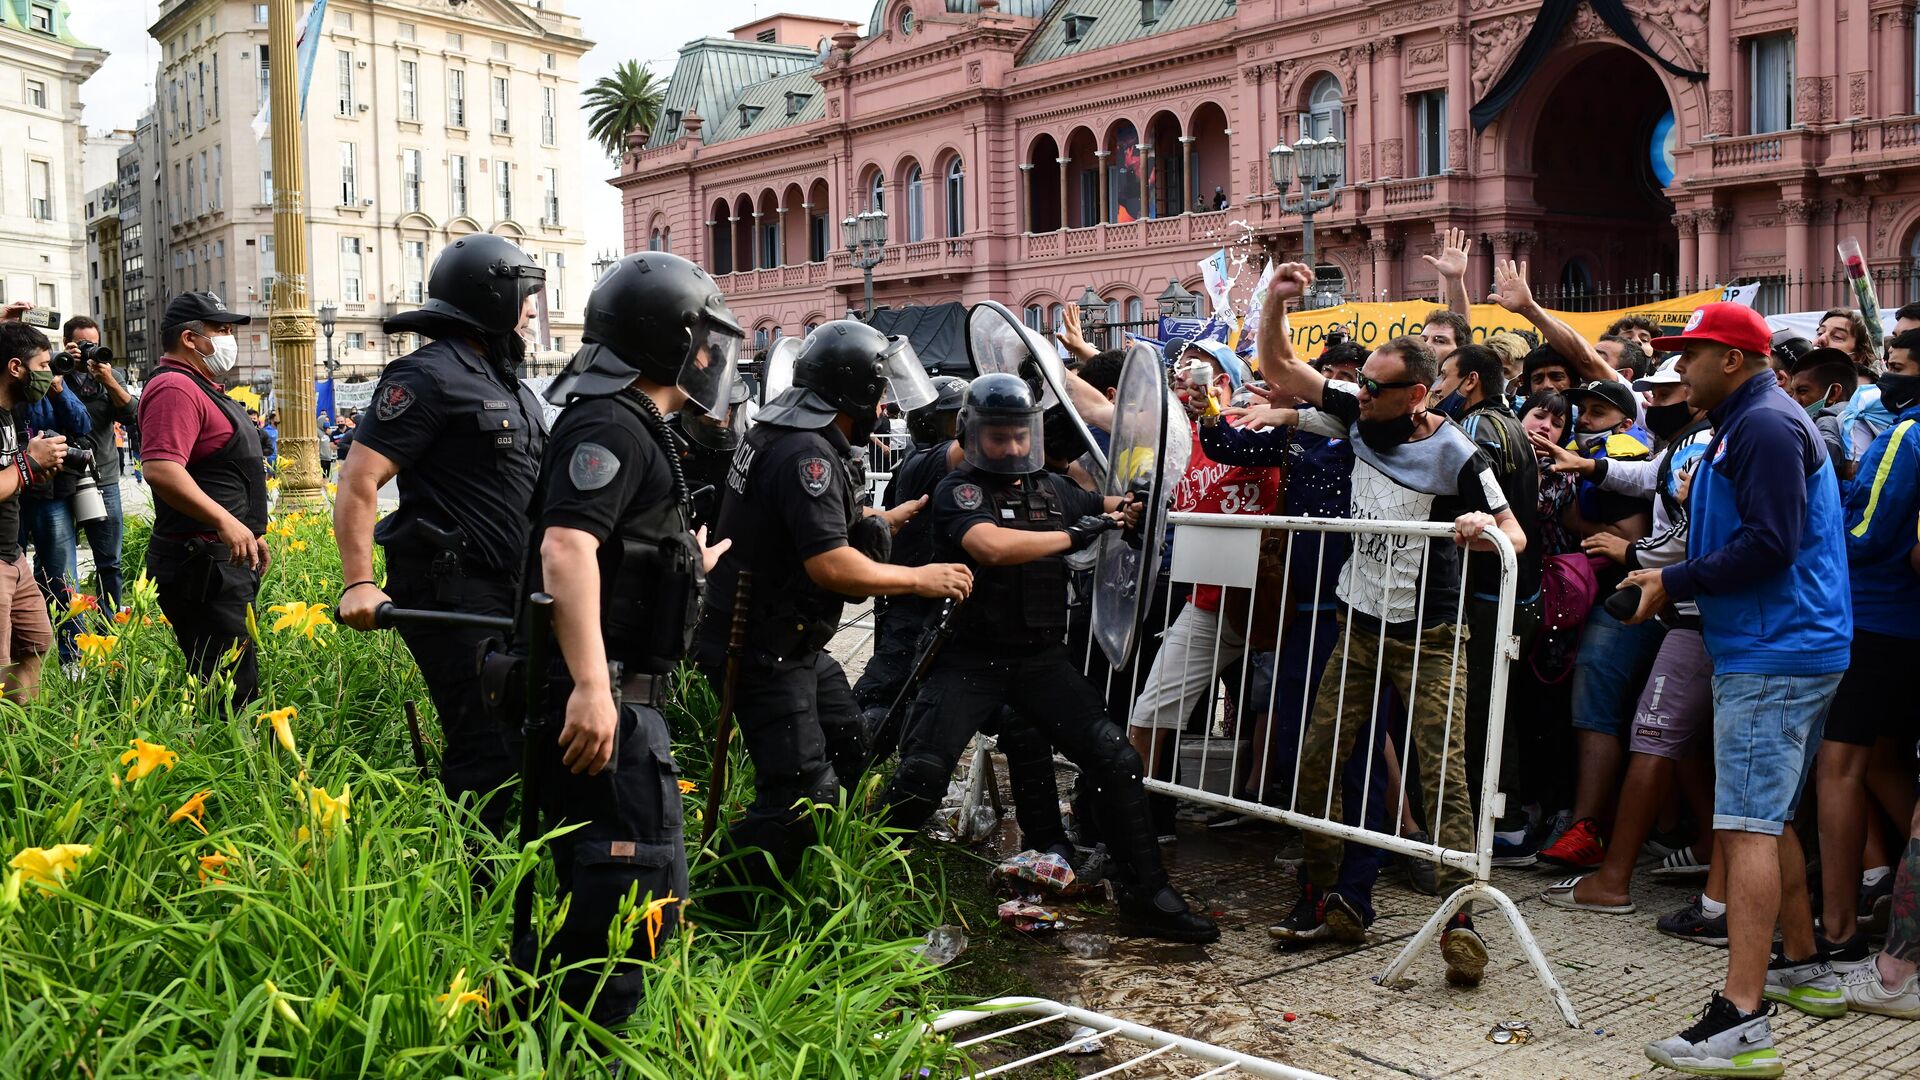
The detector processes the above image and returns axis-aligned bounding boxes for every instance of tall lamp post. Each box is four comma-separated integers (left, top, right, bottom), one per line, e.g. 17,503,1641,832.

1268,135,1346,268
591,251,616,284
842,209,889,319
1156,277,1200,319
268,0,323,508
1077,285,1106,350
317,300,338,392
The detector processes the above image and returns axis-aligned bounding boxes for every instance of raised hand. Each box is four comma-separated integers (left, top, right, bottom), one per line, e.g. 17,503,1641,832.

1488,259,1535,313
1422,227,1471,280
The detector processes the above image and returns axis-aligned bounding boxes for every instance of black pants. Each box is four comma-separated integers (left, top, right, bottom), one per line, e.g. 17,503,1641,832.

693,637,867,893
881,642,1167,893
514,700,688,1027
147,540,260,710
850,598,928,714
1465,593,1542,819
387,559,522,834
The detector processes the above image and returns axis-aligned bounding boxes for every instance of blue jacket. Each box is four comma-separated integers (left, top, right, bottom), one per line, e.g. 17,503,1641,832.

1844,404,1920,639
25,382,91,440
1199,419,1353,608
1664,371,1851,675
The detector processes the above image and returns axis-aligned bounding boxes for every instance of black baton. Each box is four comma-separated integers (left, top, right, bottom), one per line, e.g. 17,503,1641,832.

511,593,554,948
865,597,962,773
365,602,514,634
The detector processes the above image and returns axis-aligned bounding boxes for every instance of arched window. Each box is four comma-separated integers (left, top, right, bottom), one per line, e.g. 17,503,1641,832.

1024,304,1044,330
868,172,884,212
649,229,662,251
945,158,965,237
1304,75,1347,187
1048,303,1064,334
1126,297,1145,323
754,326,770,352
905,164,925,242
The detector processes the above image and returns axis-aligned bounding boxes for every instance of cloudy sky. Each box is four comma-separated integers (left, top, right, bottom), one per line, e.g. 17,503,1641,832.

70,0,874,248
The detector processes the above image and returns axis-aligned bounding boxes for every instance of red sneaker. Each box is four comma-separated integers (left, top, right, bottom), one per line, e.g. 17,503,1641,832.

1538,817,1605,869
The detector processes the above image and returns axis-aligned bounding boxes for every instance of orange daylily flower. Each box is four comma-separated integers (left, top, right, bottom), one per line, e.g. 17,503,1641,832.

119,739,177,782
169,790,213,835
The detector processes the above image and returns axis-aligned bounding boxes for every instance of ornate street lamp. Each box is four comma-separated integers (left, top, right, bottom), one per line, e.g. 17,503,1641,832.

1155,277,1199,319
1268,133,1346,267
844,208,889,318
317,299,338,384
591,250,616,282
1077,285,1105,349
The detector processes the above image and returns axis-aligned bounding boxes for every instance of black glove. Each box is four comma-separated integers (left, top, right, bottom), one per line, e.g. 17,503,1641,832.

1064,514,1119,553
1121,484,1151,550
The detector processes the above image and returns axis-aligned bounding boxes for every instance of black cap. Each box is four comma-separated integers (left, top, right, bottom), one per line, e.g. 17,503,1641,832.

1788,346,1853,376
1564,379,1638,418
162,291,252,329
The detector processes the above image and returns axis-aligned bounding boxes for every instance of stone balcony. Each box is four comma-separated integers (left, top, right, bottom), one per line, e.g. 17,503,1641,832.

1017,210,1233,262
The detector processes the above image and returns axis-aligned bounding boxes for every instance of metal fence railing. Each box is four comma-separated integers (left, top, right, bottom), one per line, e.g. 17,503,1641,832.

929,997,1329,1079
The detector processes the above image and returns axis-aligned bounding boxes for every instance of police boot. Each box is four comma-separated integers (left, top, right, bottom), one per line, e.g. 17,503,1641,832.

1116,883,1220,944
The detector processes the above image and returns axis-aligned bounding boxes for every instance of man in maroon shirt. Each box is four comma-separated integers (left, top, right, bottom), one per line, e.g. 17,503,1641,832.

137,292,268,708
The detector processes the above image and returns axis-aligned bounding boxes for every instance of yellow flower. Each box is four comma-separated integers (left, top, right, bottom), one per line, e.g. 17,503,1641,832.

307,783,350,834
119,739,177,782
641,893,682,956
268,601,332,640
436,968,488,1021
197,851,231,884
678,779,698,795
258,706,299,755
73,633,119,664
287,539,307,553
9,844,93,890
168,790,213,835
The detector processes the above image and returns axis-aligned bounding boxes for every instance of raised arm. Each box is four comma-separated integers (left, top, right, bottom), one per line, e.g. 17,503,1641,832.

1489,259,1621,387
1423,227,1473,323
1255,262,1327,408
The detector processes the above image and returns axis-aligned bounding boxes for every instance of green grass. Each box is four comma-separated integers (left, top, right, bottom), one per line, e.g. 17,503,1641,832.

0,511,980,1078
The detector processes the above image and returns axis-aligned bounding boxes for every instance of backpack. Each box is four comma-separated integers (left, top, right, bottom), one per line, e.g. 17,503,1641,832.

1529,552,1600,684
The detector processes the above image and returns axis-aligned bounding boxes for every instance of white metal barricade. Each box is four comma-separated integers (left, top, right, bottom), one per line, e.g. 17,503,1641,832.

1092,511,1575,1027
930,997,1331,1079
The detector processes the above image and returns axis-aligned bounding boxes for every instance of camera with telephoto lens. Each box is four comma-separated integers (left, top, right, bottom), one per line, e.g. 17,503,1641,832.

51,340,112,378
63,446,93,471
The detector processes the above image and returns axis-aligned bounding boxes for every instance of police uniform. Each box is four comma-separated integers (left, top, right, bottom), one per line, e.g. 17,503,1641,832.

849,437,953,716
518,386,699,1026
665,410,735,535
694,415,868,883
352,335,546,829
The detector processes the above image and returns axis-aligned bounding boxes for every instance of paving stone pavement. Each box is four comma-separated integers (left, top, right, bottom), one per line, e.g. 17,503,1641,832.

827,606,1920,1080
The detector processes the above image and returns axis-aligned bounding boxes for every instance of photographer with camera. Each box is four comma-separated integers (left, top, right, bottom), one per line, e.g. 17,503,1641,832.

56,316,135,616
0,316,73,703
16,323,93,673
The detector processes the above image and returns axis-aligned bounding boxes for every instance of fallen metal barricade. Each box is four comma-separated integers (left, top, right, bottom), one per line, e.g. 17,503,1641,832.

1095,511,1575,1027
930,996,1329,1079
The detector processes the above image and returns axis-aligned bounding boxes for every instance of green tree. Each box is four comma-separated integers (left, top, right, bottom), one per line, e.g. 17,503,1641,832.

584,60,666,161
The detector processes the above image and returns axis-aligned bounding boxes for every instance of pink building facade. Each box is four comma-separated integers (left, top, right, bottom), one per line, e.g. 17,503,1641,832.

613,0,1920,347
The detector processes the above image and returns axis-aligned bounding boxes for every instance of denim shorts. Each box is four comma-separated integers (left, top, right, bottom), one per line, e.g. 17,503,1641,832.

1569,606,1666,737
1711,671,1843,835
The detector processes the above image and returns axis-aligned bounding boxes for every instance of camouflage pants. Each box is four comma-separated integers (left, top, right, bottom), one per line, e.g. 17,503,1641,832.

1294,614,1476,897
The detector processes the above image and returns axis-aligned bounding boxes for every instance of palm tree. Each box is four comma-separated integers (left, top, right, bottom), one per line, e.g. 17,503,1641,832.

584,60,666,162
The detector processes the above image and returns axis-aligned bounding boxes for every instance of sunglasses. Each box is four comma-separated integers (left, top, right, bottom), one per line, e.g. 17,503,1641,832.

1358,376,1420,396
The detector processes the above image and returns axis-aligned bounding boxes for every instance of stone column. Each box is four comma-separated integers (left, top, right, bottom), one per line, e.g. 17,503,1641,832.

1844,0,1871,119
1057,156,1070,231
1095,149,1112,225
1707,0,1733,135
1882,12,1916,121
775,206,788,266
1142,142,1157,216
1781,197,1815,308
751,211,764,269
1018,162,1035,232
1354,43,1375,183
1445,24,1469,175
1795,1,1823,126
1674,211,1699,289
1178,135,1195,213
1376,37,1403,181
267,0,321,506
1697,207,1732,287
1367,233,1403,300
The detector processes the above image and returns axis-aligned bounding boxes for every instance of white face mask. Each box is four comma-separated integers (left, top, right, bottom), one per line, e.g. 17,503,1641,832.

196,332,239,376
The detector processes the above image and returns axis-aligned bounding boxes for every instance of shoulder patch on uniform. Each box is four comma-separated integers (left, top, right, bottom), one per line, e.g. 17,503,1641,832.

375,382,415,421
798,455,833,497
954,482,984,510
568,441,621,491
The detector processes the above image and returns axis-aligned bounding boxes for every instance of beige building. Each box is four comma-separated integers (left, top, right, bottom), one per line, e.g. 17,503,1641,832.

0,2,107,324
150,0,593,379
85,181,125,356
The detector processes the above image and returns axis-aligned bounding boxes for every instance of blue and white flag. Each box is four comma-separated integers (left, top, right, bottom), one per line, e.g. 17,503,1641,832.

251,0,331,142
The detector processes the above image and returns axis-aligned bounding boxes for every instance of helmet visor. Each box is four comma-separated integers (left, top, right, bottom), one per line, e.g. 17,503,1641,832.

761,336,803,404
879,336,938,412
962,411,1046,475
680,316,744,418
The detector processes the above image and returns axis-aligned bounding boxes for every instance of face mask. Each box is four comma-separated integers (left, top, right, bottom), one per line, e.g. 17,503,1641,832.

1512,393,1529,413
1644,401,1692,441
1434,390,1468,420
848,408,880,446
1356,412,1417,452
194,332,239,376
1574,429,1610,453
19,368,53,404
1879,373,1920,414
1802,398,1826,422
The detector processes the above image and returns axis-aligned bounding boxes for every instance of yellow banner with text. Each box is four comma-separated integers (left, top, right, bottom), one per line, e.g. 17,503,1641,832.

1282,288,1726,357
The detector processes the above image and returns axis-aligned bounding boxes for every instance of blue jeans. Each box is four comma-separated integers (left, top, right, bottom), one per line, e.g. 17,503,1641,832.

1711,671,1842,835
1569,606,1665,736
80,482,124,612
26,497,78,665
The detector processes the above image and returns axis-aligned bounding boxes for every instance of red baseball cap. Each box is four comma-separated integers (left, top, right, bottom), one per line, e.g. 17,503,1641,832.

1649,302,1772,356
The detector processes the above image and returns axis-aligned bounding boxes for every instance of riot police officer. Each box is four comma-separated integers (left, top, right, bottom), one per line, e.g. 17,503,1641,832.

878,374,1219,943
850,374,966,723
517,251,737,1026
696,319,971,899
666,375,751,534
335,234,548,833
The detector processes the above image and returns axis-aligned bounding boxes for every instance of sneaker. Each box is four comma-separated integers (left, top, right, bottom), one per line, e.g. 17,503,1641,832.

1538,808,1573,852
1205,809,1255,830
1441,913,1488,986
1645,993,1782,1078
1538,816,1605,870
1817,930,1872,965
1835,957,1920,1019
1322,892,1368,944
1270,829,1305,866
1657,896,1730,948
1651,844,1711,880
1492,825,1538,868
1401,830,1438,896
1859,872,1894,936
1762,953,1846,1018
1268,883,1331,946
1642,825,1693,861
1116,884,1220,944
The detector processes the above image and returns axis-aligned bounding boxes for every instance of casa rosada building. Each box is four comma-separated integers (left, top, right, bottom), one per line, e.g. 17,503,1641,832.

613,0,1920,347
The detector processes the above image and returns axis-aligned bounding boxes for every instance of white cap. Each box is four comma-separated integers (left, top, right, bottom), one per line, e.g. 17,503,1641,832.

1633,355,1683,390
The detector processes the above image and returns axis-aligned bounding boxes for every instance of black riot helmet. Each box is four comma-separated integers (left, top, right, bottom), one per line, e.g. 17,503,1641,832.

758,320,936,441
384,234,544,340
678,375,754,452
960,372,1045,474
543,251,744,413
906,374,969,446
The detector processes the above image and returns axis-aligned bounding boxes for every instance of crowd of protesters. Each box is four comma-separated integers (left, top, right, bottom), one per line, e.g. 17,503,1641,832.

1036,236,1919,1076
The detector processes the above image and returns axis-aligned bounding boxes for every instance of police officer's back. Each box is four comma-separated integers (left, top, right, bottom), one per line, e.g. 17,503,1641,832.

519,251,737,1025
696,320,971,900
334,234,548,831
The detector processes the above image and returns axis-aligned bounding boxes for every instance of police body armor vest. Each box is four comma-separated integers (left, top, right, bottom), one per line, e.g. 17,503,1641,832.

597,391,706,673
726,421,860,657
956,473,1070,643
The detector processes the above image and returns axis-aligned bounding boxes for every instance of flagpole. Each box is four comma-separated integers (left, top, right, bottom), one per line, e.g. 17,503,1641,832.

267,0,324,510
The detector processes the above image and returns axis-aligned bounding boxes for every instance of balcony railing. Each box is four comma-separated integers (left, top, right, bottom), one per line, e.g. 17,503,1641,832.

1379,177,1436,207
1847,117,1920,156
1709,133,1784,168
1016,211,1229,262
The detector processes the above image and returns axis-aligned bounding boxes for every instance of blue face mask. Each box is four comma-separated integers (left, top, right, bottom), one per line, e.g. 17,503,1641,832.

1512,393,1529,413
1435,390,1468,420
